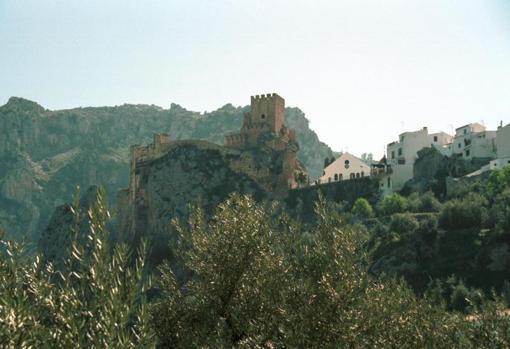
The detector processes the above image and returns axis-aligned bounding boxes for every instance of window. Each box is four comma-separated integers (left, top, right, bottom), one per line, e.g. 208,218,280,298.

398,148,402,156
458,143,461,148
464,129,467,135
261,114,266,119
344,160,350,169
356,173,360,178
434,136,438,142
361,171,365,177
391,151,395,159
334,174,338,181
350,173,355,179
387,177,391,188
465,150,470,157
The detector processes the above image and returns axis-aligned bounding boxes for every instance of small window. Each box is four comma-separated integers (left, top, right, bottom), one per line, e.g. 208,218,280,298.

398,148,402,156
391,151,395,159
261,114,266,119
464,129,467,135
334,174,338,181
356,173,360,178
434,136,438,142
466,150,470,157
387,177,391,188
458,143,461,148
344,160,350,169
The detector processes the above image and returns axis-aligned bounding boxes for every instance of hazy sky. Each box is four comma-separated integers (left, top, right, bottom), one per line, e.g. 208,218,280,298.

1,0,510,157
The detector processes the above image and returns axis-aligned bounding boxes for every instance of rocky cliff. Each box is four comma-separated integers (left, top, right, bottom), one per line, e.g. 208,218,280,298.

116,137,305,267
0,97,332,240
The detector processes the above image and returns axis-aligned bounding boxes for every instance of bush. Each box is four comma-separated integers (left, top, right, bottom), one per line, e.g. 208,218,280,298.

488,165,510,195
0,190,155,348
389,213,419,236
378,193,408,215
407,192,442,213
439,193,489,230
491,189,510,235
351,197,374,218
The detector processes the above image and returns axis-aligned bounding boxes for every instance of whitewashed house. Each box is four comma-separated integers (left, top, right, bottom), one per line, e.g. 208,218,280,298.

489,122,510,170
319,152,371,184
381,127,453,194
452,123,497,159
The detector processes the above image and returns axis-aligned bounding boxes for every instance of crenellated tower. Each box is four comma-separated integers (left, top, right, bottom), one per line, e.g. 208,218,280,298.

225,93,295,149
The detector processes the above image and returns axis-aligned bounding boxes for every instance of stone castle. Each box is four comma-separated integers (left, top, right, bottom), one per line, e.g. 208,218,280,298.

126,93,304,201
225,93,296,150
117,93,307,265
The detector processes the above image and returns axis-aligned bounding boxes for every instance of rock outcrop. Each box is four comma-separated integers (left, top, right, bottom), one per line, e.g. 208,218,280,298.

402,147,491,196
0,97,332,240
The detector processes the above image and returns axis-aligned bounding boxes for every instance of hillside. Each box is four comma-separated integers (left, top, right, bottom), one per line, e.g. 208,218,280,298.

0,97,332,240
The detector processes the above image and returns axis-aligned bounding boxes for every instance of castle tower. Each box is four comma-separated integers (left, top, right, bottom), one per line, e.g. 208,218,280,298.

225,93,293,149
249,93,285,134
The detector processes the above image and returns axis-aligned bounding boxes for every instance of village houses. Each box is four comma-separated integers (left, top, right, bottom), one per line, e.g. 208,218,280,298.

311,116,508,196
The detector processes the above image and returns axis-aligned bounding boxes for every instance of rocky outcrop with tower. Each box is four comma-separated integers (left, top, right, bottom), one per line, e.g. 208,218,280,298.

115,94,307,266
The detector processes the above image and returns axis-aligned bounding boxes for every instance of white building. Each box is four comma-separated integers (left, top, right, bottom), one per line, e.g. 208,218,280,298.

319,152,371,184
489,123,510,170
381,127,453,194
452,123,497,159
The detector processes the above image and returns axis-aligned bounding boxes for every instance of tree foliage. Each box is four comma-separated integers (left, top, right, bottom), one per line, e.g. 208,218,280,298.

151,194,510,348
378,193,408,216
351,197,374,218
0,189,155,348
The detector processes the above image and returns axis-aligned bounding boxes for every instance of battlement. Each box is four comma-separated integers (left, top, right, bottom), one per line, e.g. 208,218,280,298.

251,93,281,101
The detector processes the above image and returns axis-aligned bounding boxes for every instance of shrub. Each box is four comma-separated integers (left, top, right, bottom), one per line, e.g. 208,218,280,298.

407,192,442,213
488,165,510,195
351,197,374,218
0,190,155,348
439,193,488,230
389,213,419,236
378,193,408,215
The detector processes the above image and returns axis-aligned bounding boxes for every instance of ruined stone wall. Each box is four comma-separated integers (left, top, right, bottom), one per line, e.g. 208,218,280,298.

286,177,380,222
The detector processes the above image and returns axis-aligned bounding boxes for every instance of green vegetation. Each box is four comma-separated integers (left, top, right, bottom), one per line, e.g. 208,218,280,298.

2,167,510,346
351,197,374,218
0,190,154,348
368,166,510,304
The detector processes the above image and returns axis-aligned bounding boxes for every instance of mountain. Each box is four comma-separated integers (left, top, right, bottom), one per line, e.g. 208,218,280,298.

0,97,333,240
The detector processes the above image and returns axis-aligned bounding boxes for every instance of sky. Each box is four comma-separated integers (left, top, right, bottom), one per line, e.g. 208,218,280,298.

1,0,510,158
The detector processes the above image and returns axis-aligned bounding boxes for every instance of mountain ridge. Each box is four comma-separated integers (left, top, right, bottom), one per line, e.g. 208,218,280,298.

0,96,333,240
